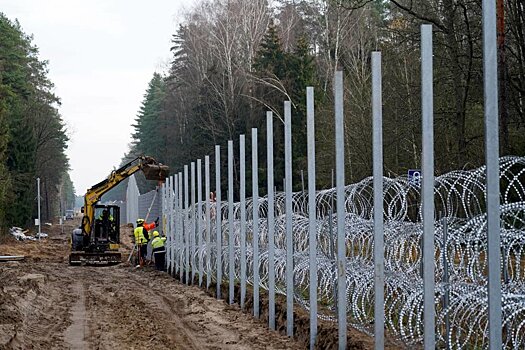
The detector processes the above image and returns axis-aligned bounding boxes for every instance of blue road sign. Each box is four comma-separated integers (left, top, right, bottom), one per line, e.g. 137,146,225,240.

408,169,422,187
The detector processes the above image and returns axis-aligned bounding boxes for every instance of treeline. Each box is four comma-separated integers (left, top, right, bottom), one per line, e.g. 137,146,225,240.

0,14,73,231
127,0,524,196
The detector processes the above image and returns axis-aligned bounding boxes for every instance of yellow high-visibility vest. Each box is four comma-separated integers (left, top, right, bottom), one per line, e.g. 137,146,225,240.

134,227,148,244
151,236,166,249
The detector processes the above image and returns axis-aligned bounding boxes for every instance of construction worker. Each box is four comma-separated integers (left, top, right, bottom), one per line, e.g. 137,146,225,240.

98,209,117,240
98,209,114,222
134,218,149,265
151,231,166,271
133,217,160,265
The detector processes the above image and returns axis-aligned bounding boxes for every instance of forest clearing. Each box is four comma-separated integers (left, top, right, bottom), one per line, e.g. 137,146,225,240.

0,220,303,350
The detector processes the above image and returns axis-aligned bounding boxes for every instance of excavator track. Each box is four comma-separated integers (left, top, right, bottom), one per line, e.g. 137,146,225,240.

69,251,121,265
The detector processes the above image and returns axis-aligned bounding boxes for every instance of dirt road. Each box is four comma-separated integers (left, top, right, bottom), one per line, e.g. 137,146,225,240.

0,221,300,350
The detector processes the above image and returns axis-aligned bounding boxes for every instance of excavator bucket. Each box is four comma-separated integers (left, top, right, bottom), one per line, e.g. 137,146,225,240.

142,163,169,181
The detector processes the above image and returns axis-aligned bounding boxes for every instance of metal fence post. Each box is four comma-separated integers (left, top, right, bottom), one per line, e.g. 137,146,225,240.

334,71,347,350
482,1,503,348
252,128,260,318
163,179,169,271
178,172,183,282
168,175,177,276
267,111,276,331
175,174,179,277
421,24,435,350
228,140,235,304
205,156,211,289
215,145,222,299
167,177,172,274
240,135,247,309
372,51,385,350
307,86,318,349
173,173,180,277
197,159,203,287
191,162,196,284
284,100,294,336
169,175,175,276
184,165,190,285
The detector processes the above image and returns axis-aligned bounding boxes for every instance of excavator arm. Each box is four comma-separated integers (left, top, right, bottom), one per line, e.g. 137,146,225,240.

81,156,169,236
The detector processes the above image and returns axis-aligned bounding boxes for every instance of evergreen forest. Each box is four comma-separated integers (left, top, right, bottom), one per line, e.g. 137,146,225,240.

0,14,73,232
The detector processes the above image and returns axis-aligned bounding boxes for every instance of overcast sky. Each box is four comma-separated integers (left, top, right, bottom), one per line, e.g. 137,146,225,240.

0,0,193,194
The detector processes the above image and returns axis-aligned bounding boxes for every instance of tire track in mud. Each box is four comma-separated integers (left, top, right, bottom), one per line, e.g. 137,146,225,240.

0,264,77,349
2,258,300,349
63,282,89,349
83,268,205,350
122,275,209,349
2,224,231,349
122,270,300,350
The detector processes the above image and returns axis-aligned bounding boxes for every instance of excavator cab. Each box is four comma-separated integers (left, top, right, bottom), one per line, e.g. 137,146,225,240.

93,205,120,249
70,205,121,265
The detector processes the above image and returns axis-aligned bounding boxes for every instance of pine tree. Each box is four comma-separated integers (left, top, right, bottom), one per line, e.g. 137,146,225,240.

253,20,288,79
132,73,166,161
0,88,11,232
1,13,70,228
287,36,316,190
1,14,37,226
253,21,291,191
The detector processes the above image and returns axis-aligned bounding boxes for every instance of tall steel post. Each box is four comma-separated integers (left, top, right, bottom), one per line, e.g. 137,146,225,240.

421,24,435,350
205,156,211,289
483,0,502,348
252,128,260,318
372,51,385,350
191,162,196,284
284,100,294,336
215,145,222,299
165,177,170,271
334,71,347,350
173,176,177,273
228,140,235,304
307,86,318,349
197,159,203,287
184,165,190,285
177,172,185,282
173,175,177,275
240,135,247,309
267,111,276,330
168,177,173,272
166,177,170,271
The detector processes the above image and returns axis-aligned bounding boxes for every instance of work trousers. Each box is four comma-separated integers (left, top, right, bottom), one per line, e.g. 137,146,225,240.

152,247,166,271
136,243,148,265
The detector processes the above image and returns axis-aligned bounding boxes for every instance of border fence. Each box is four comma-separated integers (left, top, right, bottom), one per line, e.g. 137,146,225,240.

159,3,525,349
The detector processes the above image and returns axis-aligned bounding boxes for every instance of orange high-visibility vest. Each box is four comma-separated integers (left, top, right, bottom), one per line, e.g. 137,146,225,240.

143,222,155,231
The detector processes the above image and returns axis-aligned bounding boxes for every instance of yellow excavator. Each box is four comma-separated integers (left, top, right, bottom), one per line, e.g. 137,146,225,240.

69,156,169,265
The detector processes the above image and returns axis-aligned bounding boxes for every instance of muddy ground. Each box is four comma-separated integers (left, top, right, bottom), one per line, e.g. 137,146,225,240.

1,220,399,350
